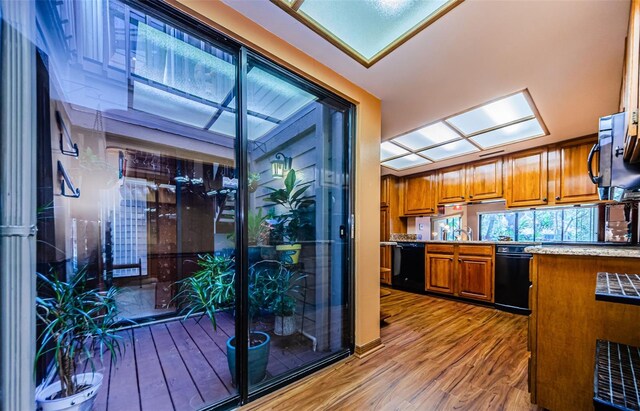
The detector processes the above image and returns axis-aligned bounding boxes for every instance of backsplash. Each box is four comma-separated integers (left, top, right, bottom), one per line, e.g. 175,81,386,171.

389,233,422,241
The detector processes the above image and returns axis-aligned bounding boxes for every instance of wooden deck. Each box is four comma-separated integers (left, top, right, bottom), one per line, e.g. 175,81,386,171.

92,312,323,411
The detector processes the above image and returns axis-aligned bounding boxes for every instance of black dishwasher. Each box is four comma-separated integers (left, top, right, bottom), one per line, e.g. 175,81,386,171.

392,242,425,293
495,244,533,315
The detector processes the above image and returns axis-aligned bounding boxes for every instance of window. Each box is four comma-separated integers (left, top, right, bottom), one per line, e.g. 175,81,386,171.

479,206,599,242
432,214,462,241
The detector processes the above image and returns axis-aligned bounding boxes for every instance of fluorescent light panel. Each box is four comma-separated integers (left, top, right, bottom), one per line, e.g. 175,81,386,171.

446,92,534,135
382,154,431,170
381,141,410,161
392,122,460,150
418,139,479,161
470,118,544,148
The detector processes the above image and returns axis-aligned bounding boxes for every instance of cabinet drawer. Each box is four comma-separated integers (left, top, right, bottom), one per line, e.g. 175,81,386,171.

426,244,455,254
458,244,493,256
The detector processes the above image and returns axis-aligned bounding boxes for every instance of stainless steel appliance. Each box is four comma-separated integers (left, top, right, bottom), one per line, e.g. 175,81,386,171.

589,112,640,201
495,244,533,315
392,242,425,293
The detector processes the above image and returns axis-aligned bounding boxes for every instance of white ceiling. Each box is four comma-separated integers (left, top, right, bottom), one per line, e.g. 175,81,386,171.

222,0,630,175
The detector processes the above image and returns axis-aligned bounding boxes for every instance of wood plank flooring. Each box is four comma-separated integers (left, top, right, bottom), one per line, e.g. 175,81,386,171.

242,288,541,411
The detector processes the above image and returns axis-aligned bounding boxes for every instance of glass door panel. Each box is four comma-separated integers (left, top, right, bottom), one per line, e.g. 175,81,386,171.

35,0,239,408
244,54,352,390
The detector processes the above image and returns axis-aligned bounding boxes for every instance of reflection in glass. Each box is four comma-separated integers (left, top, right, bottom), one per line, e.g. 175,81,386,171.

36,0,238,408
245,55,351,390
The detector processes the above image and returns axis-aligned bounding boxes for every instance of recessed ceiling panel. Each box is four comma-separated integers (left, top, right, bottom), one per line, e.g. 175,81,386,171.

392,121,460,150
273,0,463,66
382,154,431,170
446,92,534,135
381,141,410,161
418,139,479,161
470,118,545,148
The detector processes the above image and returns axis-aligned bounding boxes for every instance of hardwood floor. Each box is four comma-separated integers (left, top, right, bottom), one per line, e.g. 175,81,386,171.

242,288,540,411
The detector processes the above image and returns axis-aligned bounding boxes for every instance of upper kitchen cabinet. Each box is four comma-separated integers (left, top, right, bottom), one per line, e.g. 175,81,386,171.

403,172,436,215
466,157,503,201
505,147,548,207
380,175,391,206
621,0,640,162
437,165,466,204
551,136,599,204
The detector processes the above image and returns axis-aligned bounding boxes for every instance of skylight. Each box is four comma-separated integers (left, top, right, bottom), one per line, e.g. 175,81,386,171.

380,90,548,171
272,0,463,67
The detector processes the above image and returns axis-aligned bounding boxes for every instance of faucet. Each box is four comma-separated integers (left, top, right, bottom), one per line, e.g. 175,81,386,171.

454,226,474,241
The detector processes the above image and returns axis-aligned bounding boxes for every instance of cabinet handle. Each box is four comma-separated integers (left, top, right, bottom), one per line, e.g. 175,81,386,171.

542,197,547,202
469,195,473,198
458,259,462,262
555,196,561,200
449,258,453,261
461,196,465,199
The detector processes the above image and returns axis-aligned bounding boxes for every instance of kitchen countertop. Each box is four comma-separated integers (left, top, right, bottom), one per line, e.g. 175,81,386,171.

380,241,398,246
389,240,540,245
525,245,640,258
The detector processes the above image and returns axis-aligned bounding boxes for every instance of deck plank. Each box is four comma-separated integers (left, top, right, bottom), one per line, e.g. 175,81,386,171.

181,318,235,392
149,323,204,410
133,326,174,411
92,346,112,411
105,329,140,411
165,320,231,402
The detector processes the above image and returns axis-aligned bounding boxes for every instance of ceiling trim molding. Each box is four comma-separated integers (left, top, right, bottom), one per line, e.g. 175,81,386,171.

270,0,464,68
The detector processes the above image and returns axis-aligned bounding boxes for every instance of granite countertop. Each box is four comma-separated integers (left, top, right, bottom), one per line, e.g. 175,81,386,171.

390,240,540,245
525,245,640,258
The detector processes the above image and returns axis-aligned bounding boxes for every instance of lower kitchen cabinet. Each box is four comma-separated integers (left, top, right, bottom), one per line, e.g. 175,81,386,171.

457,255,493,302
380,245,392,285
426,254,455,294
425,244,495,303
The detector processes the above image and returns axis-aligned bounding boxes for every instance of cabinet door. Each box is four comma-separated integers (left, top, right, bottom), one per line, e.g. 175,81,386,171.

553,138,599,204
380,206,389,242
506,148,548,207
457,255,493,302
437,165,466,204
380,245,392,285
380,176,390,206
404,173,436,215
426,253,455,294
466,158,503,201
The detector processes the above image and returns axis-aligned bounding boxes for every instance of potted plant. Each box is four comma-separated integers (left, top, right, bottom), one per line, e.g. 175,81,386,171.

265,169,315,264
35,271,123,411
176,255,273,385
265,263,306,336
247,208,272,263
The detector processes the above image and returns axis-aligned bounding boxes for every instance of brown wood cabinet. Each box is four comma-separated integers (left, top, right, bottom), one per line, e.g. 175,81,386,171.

425,244,494,302
621,0,640,162
505,147,548,207
380,176,405,285
426,253,455,294
466,157,503,201
551,136,599,204
457,255,493,302
380,175,391,206
437,165,466,204
403,172,436,215
529,253,640,410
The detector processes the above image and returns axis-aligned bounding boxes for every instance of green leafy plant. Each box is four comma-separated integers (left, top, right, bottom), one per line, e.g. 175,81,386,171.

265,263,306,316
35,271,122,399
248,208,271,246
265,169,315,244
176,255,275,329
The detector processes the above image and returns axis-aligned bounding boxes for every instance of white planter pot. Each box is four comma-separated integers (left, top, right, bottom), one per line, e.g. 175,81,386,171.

274,315,296,336
36,372,103,411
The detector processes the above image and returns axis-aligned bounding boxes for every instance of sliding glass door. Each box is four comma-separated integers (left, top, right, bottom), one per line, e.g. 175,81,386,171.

33,0,352,409
244,54,352,393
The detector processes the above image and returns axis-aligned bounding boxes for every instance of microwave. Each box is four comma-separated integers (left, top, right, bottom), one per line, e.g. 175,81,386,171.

589,113,640,201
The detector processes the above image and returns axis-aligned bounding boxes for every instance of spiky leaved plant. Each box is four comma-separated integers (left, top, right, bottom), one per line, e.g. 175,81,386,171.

35,271,122,398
